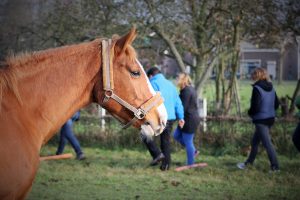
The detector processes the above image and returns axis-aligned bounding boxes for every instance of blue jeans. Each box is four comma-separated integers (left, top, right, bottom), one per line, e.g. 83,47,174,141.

173,127,196,165
56,115,82,156
246,123,279,170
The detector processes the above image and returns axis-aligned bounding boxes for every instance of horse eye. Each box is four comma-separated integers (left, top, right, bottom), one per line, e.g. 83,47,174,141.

130,70,141,78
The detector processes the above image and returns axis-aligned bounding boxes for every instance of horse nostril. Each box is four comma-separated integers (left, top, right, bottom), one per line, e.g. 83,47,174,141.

144,121,151,126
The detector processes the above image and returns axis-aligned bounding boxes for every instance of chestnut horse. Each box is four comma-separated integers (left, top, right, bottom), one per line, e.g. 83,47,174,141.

0,28,167,200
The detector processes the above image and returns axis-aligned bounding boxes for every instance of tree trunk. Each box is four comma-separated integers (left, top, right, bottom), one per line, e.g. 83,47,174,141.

277,46,284,85
215,54,226,115
234,78,242,117
152,25,186,72
223,21,240,115
195,59,215,96
215,59,222,109
289,79,300,114
280,96,289,118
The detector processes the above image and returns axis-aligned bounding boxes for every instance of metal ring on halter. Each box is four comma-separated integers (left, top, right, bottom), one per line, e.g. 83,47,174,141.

103,89,113,103
135,108,146,120
105,89,113,98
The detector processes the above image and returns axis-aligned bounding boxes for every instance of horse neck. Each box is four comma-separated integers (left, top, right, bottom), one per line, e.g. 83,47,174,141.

13,40,101,145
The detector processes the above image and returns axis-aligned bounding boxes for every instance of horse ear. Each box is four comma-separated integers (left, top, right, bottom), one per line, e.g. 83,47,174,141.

114,27,137,55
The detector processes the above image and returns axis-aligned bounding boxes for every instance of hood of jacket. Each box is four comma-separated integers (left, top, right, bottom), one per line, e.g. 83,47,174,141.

253,80,273,91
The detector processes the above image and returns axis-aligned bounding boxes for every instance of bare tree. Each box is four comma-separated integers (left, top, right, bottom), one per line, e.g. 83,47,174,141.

2,0,298,116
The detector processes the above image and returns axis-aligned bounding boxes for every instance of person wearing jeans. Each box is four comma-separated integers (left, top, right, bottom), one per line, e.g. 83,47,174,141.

56,111,85,160
246,124,279,168
173,73,200,166
142,67,184,171
237,67,280,172
173,128,197,165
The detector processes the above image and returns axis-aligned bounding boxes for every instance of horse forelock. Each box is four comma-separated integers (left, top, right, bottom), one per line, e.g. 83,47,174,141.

125,45,137,62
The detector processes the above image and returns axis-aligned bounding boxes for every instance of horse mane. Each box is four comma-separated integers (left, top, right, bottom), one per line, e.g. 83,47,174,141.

0,36,138,111
0,62,22,110
0,39,102,110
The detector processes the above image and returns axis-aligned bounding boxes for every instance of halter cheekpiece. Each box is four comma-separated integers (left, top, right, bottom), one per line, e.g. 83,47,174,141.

101,39,163,129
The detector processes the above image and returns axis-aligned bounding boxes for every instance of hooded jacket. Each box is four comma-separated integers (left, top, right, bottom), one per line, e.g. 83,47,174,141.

248,80,280,126
149,73,184,120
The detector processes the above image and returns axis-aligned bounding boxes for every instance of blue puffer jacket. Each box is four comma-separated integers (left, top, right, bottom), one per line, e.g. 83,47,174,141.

248,80,279,126
251,85,275,120
149,74,184,120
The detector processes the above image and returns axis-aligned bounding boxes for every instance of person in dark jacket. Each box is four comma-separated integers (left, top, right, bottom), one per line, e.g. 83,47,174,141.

237,67,280,172
142,67,184,171
56,111,85,160
173,73,200,165
292,96,300,152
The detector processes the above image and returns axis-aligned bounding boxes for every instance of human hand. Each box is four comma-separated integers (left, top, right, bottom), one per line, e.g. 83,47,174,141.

178,119,185,128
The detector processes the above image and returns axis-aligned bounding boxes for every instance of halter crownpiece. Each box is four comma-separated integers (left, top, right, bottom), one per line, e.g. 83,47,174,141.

101,39,164,129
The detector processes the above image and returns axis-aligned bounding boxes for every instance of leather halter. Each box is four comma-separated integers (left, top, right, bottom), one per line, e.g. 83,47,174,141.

101,39,163,129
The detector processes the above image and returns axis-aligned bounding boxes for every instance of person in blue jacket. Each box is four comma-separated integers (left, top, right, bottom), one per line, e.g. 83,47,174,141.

237,67,280,172
56,111,85,160
142,67,184,171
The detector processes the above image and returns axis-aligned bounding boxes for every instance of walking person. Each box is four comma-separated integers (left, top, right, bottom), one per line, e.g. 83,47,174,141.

142,67,184,171
173,73,200,166
56,111,85,160
292,96,300,152
237,67,280,172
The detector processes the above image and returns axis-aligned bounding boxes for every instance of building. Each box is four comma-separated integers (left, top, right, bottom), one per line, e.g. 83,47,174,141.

240,41,299,80
141,38,300,81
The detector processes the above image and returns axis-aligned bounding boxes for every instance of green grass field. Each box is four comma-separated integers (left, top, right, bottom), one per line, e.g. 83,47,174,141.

28,81,299,199
28,145,300,200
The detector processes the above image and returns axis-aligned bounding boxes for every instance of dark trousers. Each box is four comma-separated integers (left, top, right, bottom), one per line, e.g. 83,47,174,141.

293,122,300,152
143,120,175,166
246,123,279,169
56,119,82,156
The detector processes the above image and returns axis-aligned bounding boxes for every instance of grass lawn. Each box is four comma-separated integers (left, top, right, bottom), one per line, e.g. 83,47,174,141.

28,145,300,200
28,80,299,199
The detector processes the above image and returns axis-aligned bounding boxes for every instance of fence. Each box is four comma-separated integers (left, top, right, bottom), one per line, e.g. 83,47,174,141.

44,111,299,157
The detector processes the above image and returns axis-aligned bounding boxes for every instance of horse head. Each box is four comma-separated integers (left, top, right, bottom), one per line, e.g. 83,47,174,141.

94,27,167,138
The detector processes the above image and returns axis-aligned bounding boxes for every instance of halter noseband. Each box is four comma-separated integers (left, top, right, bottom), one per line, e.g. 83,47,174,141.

101,39,163,129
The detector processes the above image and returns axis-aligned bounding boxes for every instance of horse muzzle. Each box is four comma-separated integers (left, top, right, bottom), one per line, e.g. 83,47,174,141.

141,103,168,138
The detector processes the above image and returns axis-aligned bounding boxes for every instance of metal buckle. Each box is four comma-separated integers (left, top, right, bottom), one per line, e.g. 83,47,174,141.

135,108,146,120
103,89,113,103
